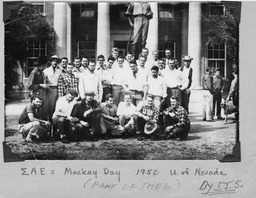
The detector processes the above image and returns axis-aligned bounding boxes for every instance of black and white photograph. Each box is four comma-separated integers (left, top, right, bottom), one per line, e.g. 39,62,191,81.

3,1,240,161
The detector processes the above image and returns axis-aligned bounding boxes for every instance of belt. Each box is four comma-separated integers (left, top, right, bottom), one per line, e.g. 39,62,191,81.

168,87,179,89
49,86,57,89
130,89,143,93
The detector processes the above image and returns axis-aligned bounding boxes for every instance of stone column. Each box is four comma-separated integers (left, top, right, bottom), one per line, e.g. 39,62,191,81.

181,3,188,67
188,2,202,89
54,3,71,60
147,3,158,54
97,3,110,59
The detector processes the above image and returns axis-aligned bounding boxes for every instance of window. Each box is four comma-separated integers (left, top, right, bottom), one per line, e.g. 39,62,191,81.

31,2,46,15
80,3,96,18
110,3,129,20
25,40,47,77
209,4,225,16
77,41,96,59
159,3,174,19
158,42,176,59
207,43,226,77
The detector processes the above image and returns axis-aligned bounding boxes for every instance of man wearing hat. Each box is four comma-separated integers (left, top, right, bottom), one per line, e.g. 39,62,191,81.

27,56,49,120
43,55,62,121
180,55,193,114
162,96,190,140
134,94,159,141
70,91,102,141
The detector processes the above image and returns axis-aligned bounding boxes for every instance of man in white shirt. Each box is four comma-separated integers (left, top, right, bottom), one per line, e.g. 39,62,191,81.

96,56,115,102
157,58,165,77
79,60,103,103
146,66,167,109
147,50,159,68
126,60,147,105
117,92,137,138
180,55,193,114
164,59,183,104
137,55,150,76
43,55,62,121
52,89,78,143
80,57,89,73
72,57,82,78
95,54,105,71
112,56,129,106
123,52,134,70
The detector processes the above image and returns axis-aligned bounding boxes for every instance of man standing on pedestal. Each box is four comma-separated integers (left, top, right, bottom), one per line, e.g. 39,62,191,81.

126,2,153,60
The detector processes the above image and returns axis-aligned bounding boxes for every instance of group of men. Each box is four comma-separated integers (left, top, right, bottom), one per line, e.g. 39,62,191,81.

18,47,192,143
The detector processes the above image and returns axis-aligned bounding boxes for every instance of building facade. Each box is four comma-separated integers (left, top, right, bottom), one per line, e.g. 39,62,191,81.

24,1,241,90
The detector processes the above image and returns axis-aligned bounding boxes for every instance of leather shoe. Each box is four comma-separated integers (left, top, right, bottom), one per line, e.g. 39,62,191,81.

217,116,225,120
60,137,69,144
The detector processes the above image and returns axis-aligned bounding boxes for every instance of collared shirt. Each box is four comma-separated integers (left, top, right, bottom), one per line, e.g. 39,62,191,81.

57,72,79,98
18,103,42,124
43,66,62,86
95,67,114,87
202,73,213,92
136,101,159,122
126,69,147,92
125,2,153,18
79,72,103,101
72,67,83,78
27,67,47,90
163,105,190,128
101,102,118,117
80,66,89,74
180,66,193,90
147,75,167,98
117,102,137,116
112,65,129,86
213,75,223,91
164,68,183,88
52,95,76,119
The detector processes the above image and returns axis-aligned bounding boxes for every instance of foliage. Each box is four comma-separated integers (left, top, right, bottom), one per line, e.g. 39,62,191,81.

203,12,239,65
4,3,54,99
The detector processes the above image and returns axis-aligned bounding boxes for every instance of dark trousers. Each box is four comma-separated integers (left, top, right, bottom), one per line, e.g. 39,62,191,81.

212,91,222,117
52,116,76,138
181,89,191,114
48,87,58,121
83,111,102,135
102,86,112,102
163,115,177,129
134,115,147,135
70,123,90,140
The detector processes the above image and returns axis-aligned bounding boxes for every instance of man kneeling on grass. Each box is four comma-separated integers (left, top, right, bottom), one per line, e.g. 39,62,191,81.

18,94,51,142
70,91,102,141
52,88,78,143
134,94,159,141
161,96,190,140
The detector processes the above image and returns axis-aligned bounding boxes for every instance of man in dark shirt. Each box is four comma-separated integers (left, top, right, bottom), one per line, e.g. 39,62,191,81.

212,69,224,120
201,67,214,121
161,96,190,140
70,91,102,141
18,94,51,142
27,56,49,120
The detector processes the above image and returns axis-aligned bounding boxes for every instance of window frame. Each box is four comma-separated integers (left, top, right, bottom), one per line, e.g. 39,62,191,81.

158,3,175,20
80,3,97,19
209,3,225,16
30,2,46,15
25,40,48,77
77,41,97,59
207,43,227,78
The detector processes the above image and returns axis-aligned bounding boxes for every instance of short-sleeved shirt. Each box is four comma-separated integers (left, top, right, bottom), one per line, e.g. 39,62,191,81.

117,102,137,116
19,103,42,124
136,101,159,122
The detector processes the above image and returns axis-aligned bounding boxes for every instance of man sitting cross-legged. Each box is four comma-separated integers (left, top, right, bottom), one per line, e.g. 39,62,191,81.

160,96,190,140
18,94,51,142
117,92,137,138
101,94,125,139
52,88,78,143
